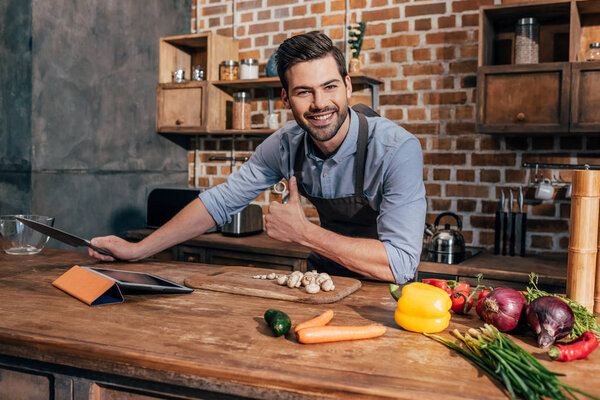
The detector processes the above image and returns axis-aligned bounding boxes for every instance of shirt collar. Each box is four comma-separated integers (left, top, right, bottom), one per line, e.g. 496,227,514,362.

304,107,359,164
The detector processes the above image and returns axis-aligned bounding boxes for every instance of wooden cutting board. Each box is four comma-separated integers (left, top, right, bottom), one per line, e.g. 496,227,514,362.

184,266,362,304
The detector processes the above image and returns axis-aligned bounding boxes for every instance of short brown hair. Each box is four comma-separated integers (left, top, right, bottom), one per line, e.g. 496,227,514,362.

275,31,348,91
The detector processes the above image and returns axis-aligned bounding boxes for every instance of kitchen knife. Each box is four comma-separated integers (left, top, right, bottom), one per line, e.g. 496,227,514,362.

503,190,512,256
494,190,505,255
508,189,516,256
16,217,118,259
515,186,527,257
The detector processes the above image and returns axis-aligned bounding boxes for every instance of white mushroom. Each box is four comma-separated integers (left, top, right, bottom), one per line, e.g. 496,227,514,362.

252,275,262,279
276,275,289,285
321,279,335,292
287,273,302,288
316,273,331,285
301,273,316,287
266,272,277,280
305,282,321,294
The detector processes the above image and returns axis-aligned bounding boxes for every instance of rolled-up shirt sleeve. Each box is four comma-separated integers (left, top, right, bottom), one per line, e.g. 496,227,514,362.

199,132,288,226
377,137,426,284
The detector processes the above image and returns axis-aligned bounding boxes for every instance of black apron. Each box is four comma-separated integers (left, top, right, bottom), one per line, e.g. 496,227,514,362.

293,105,380,278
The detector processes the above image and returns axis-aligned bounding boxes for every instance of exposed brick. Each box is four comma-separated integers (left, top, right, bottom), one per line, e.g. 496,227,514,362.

505,169,527,183
392,21,410,32
576,154,600,165
530,235,554,249
254,35,269,47
559,236,570,249
370,52,386,63
391,79,408,90
404,63,444,76
331,0,345,11
437,77,455,89
447,122,475,134
479,231,495,245
413,48,431,61
460,44,478,58
408,108,427,120
472,153,516,167
455,106,474,119
208,17,220,28
366,23,388,35
470,215,495,228
413,78,432,90
457,169,475,181
480,169,501,183
449,60,477,74
311,2,326,13
560,203,571,219
322,14,345,26
436,46,456,60
202,5,228,15
426,30,469,45
527,218,568,233
455,137,475,150
382,34,421,47
481,200,498,214
522,153,571,165
415,18,432,31
391,49,408,62
383,108,403,120
431,107,452,119
452,0,495,13
381,93,418,106
430,137,452,150
531,203,557,217
433,168,451,180
258,10,271,20
249,22,280,34
480,137,502,151
430,198,452,210
364,7,400,21
461,75,477,88
461,13,479,27
424,92,466,105
457,199,477,212
292,5,307,16
405,2,446,17
238,0,264,10
437,15,456,29
423,153,466,165
402,123,440,135
425,183,442,196
284,17,317,30
241,12,254,22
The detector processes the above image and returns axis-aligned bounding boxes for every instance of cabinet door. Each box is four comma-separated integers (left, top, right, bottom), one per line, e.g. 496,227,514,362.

476,63,570,133
0,367,51,399
156,83,205,132
571,62,600,132
206,249,302,271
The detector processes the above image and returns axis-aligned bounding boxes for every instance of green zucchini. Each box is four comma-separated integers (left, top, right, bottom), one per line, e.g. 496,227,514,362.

264,309,291,337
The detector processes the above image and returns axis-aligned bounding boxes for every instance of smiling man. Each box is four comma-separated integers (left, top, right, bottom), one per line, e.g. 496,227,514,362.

89,31,426,284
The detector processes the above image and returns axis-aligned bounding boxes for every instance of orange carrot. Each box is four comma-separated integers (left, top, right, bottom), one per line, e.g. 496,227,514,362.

294,309,335,333
297,325,387,344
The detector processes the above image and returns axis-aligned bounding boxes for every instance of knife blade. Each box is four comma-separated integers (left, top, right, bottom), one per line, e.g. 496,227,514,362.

515,186,526,257
494,190,505,255
16,217,118,259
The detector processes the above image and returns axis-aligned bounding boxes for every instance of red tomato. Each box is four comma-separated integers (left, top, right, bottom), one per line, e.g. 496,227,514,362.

451,291,473,314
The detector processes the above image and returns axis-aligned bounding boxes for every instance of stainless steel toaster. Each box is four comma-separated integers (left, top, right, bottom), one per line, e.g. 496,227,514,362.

221,204,263,236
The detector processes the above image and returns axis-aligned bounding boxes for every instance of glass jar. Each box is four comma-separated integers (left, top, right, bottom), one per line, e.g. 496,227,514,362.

220,60,239,80
240,58,259,79
233,91,251,130
585,43,600,61
192,65,204,81
514,17,539,64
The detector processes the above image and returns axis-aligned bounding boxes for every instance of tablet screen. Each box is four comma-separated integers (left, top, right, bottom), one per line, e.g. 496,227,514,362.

91,268,179,287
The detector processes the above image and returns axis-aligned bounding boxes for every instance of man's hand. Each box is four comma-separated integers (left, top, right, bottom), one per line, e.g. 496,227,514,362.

265,176,309,244
88,235,141,262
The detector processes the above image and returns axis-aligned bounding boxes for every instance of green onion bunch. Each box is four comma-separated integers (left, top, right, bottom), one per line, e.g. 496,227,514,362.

524,273,600,340
425,324,599,400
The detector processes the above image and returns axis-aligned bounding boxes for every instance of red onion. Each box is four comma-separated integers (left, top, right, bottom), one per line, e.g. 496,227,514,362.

526,296,574,348
479,287,526,332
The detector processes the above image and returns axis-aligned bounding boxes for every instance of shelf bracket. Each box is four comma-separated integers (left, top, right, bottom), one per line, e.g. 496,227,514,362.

368,82,379,110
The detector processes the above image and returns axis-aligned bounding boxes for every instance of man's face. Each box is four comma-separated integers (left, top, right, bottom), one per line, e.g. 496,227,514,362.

282,55,352,143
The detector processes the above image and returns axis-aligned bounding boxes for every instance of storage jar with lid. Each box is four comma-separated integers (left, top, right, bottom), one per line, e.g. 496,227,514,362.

233,91,252,130
585,43,600,61
514,17,539,64
220,60,239,80
240,58,259,79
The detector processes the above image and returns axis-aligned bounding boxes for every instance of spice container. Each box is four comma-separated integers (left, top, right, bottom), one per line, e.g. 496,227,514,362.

240,58,259,79
192,65,204,81
172,69,185,83
585,43,600,61
220,60,239,80
514,17,539,64
233,91,252,130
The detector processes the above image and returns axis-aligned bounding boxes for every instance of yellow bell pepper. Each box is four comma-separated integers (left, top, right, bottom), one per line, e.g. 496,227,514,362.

392,282,452,333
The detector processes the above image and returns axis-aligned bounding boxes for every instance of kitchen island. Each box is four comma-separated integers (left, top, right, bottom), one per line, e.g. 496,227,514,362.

1,249,597,399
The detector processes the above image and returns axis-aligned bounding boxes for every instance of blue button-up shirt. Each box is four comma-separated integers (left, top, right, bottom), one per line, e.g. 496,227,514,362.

199,108,426,283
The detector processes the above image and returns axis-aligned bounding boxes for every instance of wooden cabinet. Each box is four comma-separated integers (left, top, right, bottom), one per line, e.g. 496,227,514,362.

476,0,600,134
156,32,237,133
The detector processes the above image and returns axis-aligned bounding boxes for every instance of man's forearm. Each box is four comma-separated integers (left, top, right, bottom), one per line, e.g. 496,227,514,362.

297,222,394,282
137,198,216,259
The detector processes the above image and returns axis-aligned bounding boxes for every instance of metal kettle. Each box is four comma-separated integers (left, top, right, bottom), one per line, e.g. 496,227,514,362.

427,212,466,256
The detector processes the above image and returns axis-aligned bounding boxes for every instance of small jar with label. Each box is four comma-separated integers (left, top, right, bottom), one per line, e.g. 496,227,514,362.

585,43,600,61
514,17,539,64
240,58,259,79
233,91,252,130
220,60,239,80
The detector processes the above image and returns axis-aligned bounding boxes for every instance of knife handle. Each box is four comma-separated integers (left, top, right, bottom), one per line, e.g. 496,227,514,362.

86,242,119,260
503,212,511,256
495,211,504,255
509,213,516,256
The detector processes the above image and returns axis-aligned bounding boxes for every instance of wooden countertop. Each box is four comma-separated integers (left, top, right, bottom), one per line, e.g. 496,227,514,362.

127,229,568,287
0,249,595,399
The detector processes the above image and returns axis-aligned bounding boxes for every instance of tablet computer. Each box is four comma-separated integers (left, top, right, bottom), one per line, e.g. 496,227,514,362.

83,267,193,294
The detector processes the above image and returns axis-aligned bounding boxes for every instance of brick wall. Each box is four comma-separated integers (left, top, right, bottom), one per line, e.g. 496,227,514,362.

190,0,597,255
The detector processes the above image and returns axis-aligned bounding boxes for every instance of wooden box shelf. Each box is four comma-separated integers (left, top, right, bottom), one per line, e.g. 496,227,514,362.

477,0,600,134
